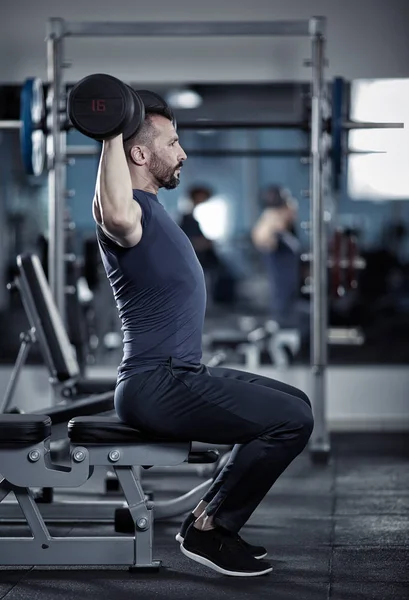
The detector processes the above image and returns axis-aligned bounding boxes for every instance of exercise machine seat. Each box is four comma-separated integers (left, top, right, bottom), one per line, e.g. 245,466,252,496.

68,416,219,464
67,415,182,444
0,414,51,445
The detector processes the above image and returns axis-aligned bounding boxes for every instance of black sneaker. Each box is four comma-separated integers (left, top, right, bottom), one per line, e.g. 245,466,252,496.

176,512,267,559
180,524,272,577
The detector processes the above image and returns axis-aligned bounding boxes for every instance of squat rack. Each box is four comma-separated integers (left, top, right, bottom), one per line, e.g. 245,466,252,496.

46,17,329,460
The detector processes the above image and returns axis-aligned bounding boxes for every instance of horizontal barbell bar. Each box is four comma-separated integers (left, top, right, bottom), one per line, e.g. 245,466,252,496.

64,146,387,159
178,119,404,131
1,118,403,133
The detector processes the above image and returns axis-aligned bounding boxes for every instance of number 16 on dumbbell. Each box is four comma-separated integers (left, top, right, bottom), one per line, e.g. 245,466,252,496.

68,74,146,141
91,99,106,112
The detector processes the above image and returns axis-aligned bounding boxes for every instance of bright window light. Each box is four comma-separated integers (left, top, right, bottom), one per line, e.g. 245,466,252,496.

348,79,409,200
193,196,230,241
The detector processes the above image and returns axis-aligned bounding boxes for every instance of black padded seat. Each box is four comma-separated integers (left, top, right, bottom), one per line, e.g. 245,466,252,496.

0,414,51,445
68,416,186,445
45,392,114,425
68,416,219,464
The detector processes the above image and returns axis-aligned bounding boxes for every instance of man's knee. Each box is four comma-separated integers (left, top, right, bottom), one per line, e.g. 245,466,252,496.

262,402,314,447
286,403,314,448
299,390,312,409
299,407,314,443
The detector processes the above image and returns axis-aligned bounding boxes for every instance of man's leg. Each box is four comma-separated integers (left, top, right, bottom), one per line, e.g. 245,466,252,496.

175,364,313,575
160,363,314,533
197,365,312,517
116,362,313,575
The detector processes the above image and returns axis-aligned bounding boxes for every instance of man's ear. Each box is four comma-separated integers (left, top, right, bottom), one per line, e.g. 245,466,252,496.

130,145,148,166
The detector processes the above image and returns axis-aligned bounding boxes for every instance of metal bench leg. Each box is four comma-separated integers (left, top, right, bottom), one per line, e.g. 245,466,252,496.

13,484,52,545
115,466,161,572
0,478,13,502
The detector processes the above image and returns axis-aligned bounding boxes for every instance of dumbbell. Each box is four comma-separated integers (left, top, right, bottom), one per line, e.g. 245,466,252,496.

68,73,145,141
68,74,176,141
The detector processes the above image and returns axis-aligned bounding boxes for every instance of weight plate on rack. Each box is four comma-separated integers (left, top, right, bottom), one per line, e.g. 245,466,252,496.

20,78,46,176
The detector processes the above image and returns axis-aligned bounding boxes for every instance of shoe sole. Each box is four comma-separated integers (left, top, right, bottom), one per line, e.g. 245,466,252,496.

180,544,272,577
176,533,267,560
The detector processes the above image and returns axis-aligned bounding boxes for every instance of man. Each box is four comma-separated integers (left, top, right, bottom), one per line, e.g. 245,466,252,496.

179,185,236,305
93,102,313,577
252,186,301,328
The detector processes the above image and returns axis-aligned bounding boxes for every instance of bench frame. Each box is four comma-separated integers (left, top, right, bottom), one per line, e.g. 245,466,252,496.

0,419,195,569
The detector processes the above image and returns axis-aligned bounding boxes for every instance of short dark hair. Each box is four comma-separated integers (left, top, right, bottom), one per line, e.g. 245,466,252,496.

188,185,213,200
123,113,161,159
261,185,292,208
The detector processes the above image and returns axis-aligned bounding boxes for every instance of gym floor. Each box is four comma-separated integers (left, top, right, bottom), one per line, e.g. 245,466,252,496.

1,432,408,599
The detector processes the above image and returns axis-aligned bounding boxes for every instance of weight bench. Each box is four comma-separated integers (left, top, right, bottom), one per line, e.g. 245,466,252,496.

1,254,224,524
0,414,217,569
2,253,116,416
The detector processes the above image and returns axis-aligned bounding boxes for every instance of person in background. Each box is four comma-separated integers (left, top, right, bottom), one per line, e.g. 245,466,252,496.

179,186,219,270
252,185,301,327
179,185,236,305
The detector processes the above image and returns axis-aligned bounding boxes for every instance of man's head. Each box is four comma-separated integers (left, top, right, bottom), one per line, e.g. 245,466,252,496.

124,112,187,191
261,185,298,227
187,185,213,207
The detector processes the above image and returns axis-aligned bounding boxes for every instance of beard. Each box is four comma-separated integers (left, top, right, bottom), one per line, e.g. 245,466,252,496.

149,151,182,190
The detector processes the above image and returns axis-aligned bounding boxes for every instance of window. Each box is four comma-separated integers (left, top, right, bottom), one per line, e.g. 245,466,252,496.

348,79,409,200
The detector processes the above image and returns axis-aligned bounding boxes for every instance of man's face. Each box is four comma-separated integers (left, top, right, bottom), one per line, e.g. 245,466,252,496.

148,116,187,190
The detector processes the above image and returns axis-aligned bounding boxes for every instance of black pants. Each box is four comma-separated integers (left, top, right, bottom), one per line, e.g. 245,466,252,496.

115,358,314,533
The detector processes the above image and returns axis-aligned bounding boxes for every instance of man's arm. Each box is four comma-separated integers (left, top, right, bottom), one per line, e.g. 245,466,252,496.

92,135,142,248
251,208,287,252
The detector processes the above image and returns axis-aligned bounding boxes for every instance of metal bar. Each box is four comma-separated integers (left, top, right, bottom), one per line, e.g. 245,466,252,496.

66,145,100,156
0,336,33,413
0,498,124,523
1,118,401,135
13,487,52,543
47,21,67,322
182,149,308,158
66,146,308,158
0,478,12,503
62,20,312,38
67,145,384,159
344,120,404,130
0,537,135,566
178,121,307,130
309,23,330,455
0,120,22,129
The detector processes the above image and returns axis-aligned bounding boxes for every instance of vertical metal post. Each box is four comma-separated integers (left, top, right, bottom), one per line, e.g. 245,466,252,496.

309,17,330,458
47,18,66,321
